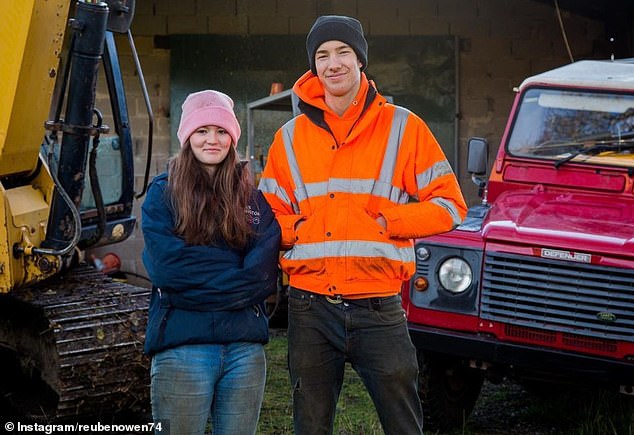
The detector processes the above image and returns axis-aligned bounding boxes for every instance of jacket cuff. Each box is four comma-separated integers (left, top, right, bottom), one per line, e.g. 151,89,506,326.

278,215,305,249
378,208,399,237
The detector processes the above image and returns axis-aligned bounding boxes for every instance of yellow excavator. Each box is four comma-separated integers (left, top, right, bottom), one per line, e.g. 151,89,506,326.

0,0,152,421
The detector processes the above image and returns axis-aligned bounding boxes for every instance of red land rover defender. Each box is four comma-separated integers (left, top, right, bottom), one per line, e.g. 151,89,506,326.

405,59,634,430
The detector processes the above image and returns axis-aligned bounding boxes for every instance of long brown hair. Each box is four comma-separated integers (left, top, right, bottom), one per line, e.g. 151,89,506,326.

167,143,253,248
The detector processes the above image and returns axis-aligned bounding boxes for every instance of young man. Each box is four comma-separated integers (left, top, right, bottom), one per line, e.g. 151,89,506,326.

259,15,467,435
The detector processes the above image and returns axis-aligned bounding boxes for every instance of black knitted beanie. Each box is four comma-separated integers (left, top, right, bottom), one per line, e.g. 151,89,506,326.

306,15,368,74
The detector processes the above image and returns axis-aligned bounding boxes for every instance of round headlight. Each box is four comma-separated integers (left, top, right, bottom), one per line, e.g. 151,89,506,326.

438,257,472,293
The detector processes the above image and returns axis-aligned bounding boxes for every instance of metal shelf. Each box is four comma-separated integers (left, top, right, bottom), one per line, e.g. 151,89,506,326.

246,89,300,181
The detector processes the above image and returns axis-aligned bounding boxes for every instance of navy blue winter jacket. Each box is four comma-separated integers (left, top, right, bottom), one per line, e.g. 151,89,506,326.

141,172,281,355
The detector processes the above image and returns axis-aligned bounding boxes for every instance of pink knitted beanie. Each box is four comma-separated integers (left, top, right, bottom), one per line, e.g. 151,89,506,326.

176,90,241,147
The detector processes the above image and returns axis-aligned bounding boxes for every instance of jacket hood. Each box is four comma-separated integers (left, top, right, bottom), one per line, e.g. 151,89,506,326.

293,71,329,111
482,187,634,257
292,70,376,114
292,71,384,142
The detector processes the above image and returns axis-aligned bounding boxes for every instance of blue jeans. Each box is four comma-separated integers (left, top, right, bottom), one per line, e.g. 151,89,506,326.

150,342,266,435
287,287,423,435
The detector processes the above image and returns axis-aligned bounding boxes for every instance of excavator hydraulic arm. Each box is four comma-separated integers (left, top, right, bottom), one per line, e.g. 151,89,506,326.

0,0,143,291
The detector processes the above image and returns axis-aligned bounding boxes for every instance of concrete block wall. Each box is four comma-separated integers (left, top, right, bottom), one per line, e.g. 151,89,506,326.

90,0,606,279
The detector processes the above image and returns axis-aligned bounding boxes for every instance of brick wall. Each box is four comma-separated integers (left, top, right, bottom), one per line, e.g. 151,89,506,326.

92,0,606,278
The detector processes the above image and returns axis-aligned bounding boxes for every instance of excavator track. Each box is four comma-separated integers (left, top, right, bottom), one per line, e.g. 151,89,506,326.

0,263,150,421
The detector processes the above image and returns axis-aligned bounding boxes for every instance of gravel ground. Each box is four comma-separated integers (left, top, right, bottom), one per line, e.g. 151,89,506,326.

457,378,634,435
460,380,560,435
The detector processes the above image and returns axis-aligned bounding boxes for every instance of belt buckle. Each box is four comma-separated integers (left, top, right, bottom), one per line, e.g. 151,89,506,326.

325,295,343,304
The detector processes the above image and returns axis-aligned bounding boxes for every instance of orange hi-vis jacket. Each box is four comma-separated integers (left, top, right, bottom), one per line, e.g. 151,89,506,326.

259,72,467,299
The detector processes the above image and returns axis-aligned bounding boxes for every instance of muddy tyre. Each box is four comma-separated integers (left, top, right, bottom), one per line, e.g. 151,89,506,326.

418,352,484,432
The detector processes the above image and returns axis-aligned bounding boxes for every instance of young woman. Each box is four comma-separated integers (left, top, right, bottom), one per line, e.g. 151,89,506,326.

141,90,281,435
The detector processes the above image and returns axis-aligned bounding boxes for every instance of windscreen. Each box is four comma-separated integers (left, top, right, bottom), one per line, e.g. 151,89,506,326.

507,88,634,168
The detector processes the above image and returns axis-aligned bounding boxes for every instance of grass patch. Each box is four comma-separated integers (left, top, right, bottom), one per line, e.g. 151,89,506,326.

257,334,293,434
258,332,382,435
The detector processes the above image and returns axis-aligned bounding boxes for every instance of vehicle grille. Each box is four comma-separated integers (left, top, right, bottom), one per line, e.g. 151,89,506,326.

481,251,634,343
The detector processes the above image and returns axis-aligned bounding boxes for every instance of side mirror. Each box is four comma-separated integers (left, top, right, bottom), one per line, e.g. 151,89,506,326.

467,137,488,175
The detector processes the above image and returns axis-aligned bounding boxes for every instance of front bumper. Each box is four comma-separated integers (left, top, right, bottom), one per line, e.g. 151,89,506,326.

408,322,634,388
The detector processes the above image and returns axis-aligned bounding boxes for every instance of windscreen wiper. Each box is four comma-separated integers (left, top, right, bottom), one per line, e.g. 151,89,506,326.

554,138,634,168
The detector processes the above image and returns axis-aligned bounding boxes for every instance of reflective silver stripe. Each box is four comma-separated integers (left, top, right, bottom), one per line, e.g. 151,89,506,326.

328,178,375,193
377,106,410,184
305,181,329,198
431,197,463,227
303,178,408,203
370,106,411,204
371,182,409,204
259,177,299,213
281,119,310,205
417,160,454,190
258,177,278,195
284,240,415,263
305,178,375,197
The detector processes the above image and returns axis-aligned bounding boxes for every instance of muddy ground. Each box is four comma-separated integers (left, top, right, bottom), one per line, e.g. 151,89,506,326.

453,378,633,435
